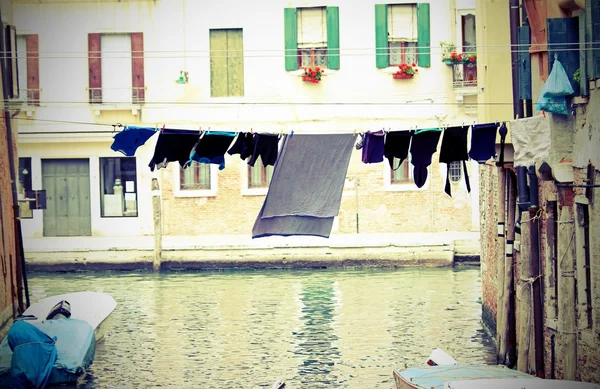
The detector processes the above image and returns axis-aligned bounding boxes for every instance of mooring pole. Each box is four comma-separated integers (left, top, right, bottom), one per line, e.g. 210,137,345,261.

152,178,162,272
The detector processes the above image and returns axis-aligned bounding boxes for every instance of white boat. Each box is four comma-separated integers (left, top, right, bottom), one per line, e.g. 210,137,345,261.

445,378,600,389
21,291,117,341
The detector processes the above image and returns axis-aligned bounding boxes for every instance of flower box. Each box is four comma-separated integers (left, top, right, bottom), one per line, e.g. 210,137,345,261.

393,72,414,79
302,67,324,84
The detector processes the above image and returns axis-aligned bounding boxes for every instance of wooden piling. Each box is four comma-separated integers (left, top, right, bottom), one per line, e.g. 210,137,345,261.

517,211,534,374
498,169,517,367
558,204,577,380
496,168,507,363
152,178,162,272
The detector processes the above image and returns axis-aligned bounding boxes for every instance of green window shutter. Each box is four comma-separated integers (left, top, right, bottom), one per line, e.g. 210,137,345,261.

210,29,228,97
547,17,579,94
375,4,388,68
227,29,244,97
327,6,340,70
284,8,298,71
590,0,600,80
417,3,431,67
518,25,532,100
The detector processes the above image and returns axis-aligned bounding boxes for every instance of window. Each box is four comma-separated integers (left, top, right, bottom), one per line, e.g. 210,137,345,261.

99,157,137,217
448,161,462,182
180,162,211,190
209,29,244,97
284,7,340,71
375,3,430,69
88,32,144,104
16,34,40,105
388,4,418,66
17,158,33,219
297,7,328,69
248,157,274,188
453,11,477,87
390,158,410,184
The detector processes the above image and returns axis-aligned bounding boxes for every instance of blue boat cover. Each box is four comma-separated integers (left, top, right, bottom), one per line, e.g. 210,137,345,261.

7,320,57,388
0,318,96,387
395,364,536,389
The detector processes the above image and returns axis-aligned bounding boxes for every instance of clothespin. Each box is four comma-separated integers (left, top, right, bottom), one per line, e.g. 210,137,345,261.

250,128,253,134
542,110,546,118
290,129,294,138
353,128,357,135
161,124,165,133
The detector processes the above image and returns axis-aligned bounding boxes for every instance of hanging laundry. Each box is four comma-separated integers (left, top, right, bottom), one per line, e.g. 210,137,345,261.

361,130,386,164
497,122,508,165
383,130,414,170
535,56,572,115
110,126,157,157
248,133,280,167
468,123,498,164
148,129,201,171
355,133,365,150
190,131,236,170
510,115,550,167
227,132,254,160
439,125,471,197
409,129,442,188
252,133,356,239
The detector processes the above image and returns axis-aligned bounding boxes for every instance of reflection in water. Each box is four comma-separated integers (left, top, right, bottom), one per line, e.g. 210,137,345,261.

24,268,495,388
294,280,341,388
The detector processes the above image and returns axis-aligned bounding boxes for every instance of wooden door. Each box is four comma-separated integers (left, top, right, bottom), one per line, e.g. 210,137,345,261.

42,159,91,237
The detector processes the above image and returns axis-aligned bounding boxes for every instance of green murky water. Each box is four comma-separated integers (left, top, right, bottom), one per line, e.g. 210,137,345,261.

27,267,495,388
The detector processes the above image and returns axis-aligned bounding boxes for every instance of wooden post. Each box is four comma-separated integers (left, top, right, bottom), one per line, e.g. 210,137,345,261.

517,211,534,374
557,203,577,381
496,167,507,363
152,178,162,272
499,169,517,367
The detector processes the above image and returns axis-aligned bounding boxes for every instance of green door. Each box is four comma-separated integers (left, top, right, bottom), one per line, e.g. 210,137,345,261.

42,159,91,237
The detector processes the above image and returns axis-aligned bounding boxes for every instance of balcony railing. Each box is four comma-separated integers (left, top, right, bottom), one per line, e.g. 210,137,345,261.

452,63,477,88
17,88,40,106
89,87,145,104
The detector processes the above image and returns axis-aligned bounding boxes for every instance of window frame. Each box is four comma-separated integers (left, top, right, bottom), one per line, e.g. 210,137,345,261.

387,3,418,66
448,161,462,183
180,161,212,191
383,156,429,192
17,157,33,219
173,163,218,198
297,6,328,70
242,157,274,196
99,156,139,218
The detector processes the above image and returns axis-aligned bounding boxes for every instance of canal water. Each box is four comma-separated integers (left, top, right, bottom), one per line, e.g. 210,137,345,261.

28,267,496,389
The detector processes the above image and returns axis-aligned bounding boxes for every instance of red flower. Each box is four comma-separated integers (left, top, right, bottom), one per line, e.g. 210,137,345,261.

451,52,457,59
470,57,475,62
412,63,416,67
415,69,419,72
316,67,321,72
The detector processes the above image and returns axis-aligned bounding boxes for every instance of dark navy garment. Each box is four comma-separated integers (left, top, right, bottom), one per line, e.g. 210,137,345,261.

190,132,236,170
409,129,442,188
148,129,200,171
227,132,254,160
468,123,498,163
439,126,471,197
361,130,385,163
248,134,280,167
110,126,157,156
384,130,414,170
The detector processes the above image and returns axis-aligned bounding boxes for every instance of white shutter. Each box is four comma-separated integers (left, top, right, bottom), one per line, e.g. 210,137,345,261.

297,7,327,48
388,4,417,42
16,35,27,97
101,34,132,104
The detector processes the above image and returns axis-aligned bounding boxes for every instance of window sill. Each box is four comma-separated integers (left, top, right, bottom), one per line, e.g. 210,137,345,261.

174,189,217,198
382,66,412,74
242,187,268,196
289,69,332,77
91,104,142,116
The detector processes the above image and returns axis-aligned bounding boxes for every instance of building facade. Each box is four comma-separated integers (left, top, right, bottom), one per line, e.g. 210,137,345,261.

478,0,600,384
13,0,482,241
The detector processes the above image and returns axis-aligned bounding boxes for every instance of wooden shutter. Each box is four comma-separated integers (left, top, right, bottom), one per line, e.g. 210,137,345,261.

518,25,532,100
547,17,579,94
131,32,145,103
227,29,244,97
416,3,431,67
375,4,388,68
589,0,600,81
326,6,340,70
26,35,40,105
284,8,298,71
210,29,228,97
88,33,102,103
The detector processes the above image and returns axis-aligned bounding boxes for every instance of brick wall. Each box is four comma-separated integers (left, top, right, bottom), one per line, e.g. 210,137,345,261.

161,148,476,236
0,111,19,333
479,163,499,335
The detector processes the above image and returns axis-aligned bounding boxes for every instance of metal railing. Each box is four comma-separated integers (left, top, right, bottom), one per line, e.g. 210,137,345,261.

452,63,478,88
88,87,145,104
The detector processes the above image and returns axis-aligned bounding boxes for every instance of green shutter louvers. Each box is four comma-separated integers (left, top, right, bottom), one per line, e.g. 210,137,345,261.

375,4,388,68
417,3,431,67
284,8,298,71
326,6,340,70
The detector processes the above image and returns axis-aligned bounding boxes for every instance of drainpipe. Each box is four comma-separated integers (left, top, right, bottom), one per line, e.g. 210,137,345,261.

515,166,530,234
0,11,30,311
528,165,545,378
510,0,524,119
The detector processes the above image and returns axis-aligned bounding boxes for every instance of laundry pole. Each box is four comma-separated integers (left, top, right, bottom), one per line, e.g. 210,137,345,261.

152,178,162,272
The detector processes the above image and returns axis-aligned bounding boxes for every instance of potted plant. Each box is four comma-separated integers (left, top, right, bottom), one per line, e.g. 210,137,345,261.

440,41,457,65
393,63,418,79
302,67,324,83
446,51,477,66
